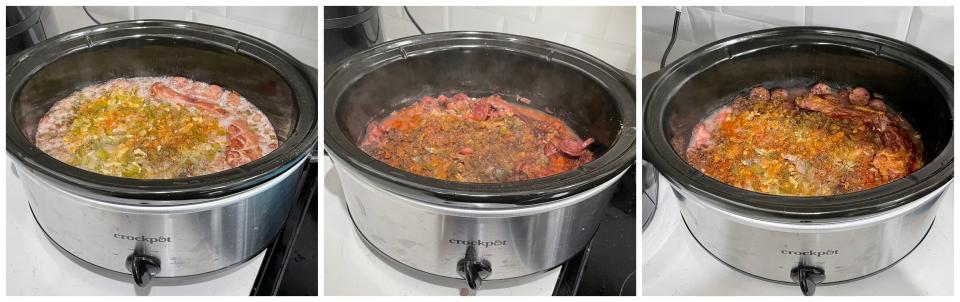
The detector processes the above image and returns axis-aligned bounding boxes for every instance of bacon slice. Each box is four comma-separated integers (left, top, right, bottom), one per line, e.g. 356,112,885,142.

149,83,228,117
558,138,594,157
225,119,263,167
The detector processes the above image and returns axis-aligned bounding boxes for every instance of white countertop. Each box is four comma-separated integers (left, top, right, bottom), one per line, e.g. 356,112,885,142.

5,155,265,295
642,174,954,295
323,155,560,296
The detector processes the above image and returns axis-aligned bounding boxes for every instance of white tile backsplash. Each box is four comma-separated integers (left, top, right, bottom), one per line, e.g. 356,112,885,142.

260,27,318,68
480,6,538,23
640,29,698,71
565,33,635,70
537,6,613,38
227,6,306,35
39,6,96,35
448,6,504,32
687,6,766,44
192,9,263,38
381,13,421,41
721,6,804,27
806,6,914,40
406,6,448,33
383,6,637,73
641,6,694,43
187,6,226,17
302,7,319,41
39,6,318,68
133,6,192,20
906,6,954,64
642,5,954,73
88,6,133,21
502,17,568,44
604,8,637,47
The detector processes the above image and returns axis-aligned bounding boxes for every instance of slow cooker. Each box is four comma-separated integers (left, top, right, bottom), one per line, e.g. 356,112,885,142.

642,27,953,295
6,20,318,286
324,31,636,290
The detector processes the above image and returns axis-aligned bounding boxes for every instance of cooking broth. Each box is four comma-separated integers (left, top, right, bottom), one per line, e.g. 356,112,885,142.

35,77,279,179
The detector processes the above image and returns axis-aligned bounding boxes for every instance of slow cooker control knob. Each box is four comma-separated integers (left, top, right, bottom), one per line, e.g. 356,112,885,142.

790,266,825,296
126,254,161,287
456,246,492,290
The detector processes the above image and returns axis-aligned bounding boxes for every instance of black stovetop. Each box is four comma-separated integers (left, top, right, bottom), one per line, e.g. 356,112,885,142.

553,163,636,296
250,160,319,296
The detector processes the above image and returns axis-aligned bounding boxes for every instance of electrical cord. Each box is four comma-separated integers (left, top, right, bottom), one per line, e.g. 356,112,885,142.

82,6,101,25
403,6,425,35
660,9,681,68
38,7,48,40
364,7,382,44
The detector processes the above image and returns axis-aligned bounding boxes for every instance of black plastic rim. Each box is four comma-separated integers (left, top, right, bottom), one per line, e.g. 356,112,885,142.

642,26,953,220
324,31,636,207
6,20,319,202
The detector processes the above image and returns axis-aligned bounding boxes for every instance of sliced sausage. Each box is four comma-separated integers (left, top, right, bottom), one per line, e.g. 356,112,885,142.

849,87,871,106
868,99,887,112
770,88,788,100
810,82,832,95
749,86,770,102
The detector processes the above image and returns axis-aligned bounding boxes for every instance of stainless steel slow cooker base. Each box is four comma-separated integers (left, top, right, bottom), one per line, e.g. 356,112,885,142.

333,153,626,282
670,181,950,296
680,213,936,287
27,203,271,282
15,157,308,281
347,212,577,288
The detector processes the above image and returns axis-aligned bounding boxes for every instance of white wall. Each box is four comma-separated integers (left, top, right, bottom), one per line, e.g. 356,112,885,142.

641,6,954,75
380,6,637,73
39,6,319,68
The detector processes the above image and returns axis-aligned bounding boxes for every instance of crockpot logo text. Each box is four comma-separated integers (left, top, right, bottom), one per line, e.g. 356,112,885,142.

781,249,839,257
449,239,508,247
113,234,172,244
